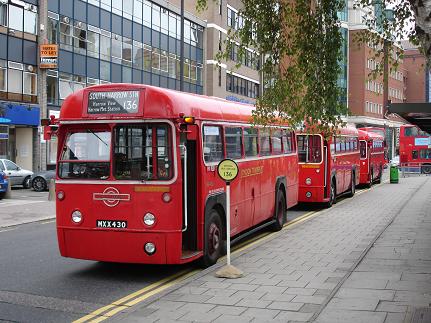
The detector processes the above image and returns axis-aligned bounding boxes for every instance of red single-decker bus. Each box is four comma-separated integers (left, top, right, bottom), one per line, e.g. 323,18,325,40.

46,84,299,266
358,130,385,186
297,126,360,207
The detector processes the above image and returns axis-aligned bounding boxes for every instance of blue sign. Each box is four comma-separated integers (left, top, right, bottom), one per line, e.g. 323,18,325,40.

225,95,254,105
0,103,40,126
415,138,431,146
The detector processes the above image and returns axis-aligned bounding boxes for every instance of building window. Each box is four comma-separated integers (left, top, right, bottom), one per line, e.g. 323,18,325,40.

60,17,73,51
123,0,133,20
133,41,143,70
9,5,23,31
24,7,37,35
59,73,74,100
8,63,23,94
152,48,160,71
0,3,7,27
143,45,152,71
122,37,133,66
23,72,37,96
112,34,122,64
47,70,58,105
143,1,151,27
100,60,110,81
133,0,143,23
87,26,100,58
218,66,222,87
100,31,111,61
74,21,87,54
168,54,177,78
112,0,122,16
0,60,6,93
47,15,58,44
226,72,259,99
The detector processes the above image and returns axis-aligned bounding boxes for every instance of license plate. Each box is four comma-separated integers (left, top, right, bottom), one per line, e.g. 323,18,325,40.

96,220,127,229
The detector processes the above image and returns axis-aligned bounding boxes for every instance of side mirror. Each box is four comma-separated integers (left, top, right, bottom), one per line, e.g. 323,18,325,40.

43,125,58,141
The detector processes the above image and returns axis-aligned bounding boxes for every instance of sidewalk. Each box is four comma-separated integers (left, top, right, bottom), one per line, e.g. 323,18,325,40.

0,199,55,228
112,176,431,323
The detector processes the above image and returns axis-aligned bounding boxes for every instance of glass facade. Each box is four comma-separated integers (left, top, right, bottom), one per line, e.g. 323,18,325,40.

46,0,205,107
338,27,348,107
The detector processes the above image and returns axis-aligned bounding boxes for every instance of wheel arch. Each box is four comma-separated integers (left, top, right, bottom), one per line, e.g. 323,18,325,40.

275,176,287,210
204,193,226,240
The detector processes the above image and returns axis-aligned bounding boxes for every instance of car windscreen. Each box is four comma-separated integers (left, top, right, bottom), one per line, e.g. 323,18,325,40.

58,130,111,179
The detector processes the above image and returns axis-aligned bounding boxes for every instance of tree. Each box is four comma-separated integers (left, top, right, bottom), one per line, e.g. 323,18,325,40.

196,0,427,134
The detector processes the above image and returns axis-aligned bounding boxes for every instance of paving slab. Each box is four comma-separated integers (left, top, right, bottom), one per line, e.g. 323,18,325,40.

112,176,431,323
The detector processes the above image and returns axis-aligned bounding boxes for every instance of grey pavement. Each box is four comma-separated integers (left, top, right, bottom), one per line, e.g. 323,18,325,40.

111,176,431,323
0,188,54,228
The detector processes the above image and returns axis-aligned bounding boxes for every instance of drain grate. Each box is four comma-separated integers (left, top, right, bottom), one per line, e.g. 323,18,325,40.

412,307,431,323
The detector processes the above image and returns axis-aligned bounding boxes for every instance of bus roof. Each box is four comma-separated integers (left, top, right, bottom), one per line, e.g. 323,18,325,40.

358,129,384,140
59,83,256,124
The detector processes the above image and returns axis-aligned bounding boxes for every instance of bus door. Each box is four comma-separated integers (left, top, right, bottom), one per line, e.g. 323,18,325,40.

180,129,198,252
323,142,329,198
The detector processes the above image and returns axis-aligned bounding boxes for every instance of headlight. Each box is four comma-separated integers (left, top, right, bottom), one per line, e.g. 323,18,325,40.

305,178,312,185
306,191,312,198
143,213,156,226
144,242,156,255
57,191,65,200
71,210,83,223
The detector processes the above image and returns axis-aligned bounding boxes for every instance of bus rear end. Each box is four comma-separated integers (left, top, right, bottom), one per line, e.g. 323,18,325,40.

297,134,328,203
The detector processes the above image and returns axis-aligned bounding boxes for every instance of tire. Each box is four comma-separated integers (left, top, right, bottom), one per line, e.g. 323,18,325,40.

347,171,356,197
421,165,431,174
270,190,286,232
23,176,31,189
325,179,336,208
32,177,47,192
201,209,224,268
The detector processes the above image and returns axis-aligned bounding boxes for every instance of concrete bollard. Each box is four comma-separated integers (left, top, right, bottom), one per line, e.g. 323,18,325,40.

48,179,55,201
4,181,11,199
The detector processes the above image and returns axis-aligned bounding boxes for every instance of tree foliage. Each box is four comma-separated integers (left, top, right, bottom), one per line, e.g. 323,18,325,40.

198,0,347,134
196,0,429,133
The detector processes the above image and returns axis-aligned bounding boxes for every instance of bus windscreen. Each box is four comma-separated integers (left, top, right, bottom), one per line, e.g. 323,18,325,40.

297,135,322,163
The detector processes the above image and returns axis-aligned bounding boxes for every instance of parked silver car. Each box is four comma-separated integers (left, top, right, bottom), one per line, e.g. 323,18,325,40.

0,159,33,188
30,170,55,192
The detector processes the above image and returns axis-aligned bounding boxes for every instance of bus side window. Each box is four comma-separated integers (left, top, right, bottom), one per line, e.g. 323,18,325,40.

244,128,258,157
412,150,418,160
203,125,224,163
271,129,283,155
259,129,271,156
225,127,242,159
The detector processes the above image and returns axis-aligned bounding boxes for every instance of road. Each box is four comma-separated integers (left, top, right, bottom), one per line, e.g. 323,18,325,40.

0,187,320,323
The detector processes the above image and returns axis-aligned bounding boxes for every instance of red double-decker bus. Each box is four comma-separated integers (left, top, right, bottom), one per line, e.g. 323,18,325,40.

358,130,385,186
297,126,360,207
46,84,298,266
399,125,431,174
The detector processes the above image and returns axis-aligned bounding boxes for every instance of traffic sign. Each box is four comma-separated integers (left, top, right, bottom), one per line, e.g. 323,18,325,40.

217,159,239,183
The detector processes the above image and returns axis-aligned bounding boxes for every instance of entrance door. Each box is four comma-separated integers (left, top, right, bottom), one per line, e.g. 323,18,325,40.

181,135,198,252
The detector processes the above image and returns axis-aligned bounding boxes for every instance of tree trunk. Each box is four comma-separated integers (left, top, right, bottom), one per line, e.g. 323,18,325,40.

412,0,431,61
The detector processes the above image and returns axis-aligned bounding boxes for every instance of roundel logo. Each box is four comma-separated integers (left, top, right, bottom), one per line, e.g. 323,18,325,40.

93,187,131,207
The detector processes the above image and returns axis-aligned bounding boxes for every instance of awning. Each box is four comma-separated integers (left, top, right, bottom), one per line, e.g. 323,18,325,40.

388,103,431,134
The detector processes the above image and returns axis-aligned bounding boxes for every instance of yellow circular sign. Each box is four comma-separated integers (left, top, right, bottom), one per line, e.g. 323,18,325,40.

217,159,239,182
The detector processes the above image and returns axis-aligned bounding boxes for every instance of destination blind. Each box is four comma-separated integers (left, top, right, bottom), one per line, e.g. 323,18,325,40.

87,90,140,114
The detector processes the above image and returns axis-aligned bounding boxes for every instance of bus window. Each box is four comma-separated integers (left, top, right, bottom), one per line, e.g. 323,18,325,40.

404,127,419,137
412,150,418,160
244,128,258,157
259,129,271,156
225,127,242,159
203,125,224,163
282,130,294,153
420,149,431,159
58,130,111,179
297,135,322,163
113,124,172,180
271,129,283,155
360,141,367,159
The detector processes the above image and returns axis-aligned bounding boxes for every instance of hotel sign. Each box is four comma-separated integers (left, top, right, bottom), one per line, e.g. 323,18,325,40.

40,44,58,69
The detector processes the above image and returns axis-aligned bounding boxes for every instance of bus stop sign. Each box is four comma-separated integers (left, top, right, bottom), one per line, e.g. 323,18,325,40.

217,159,239,183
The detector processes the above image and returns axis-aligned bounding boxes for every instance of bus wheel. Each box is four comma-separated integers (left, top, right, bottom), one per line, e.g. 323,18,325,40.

202,209,224,268
347,172,356,197
422,165,431,174
271,190,286,232
325,179,336,208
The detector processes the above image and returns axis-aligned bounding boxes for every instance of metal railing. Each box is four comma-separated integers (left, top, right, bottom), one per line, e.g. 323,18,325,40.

400,162,431,177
